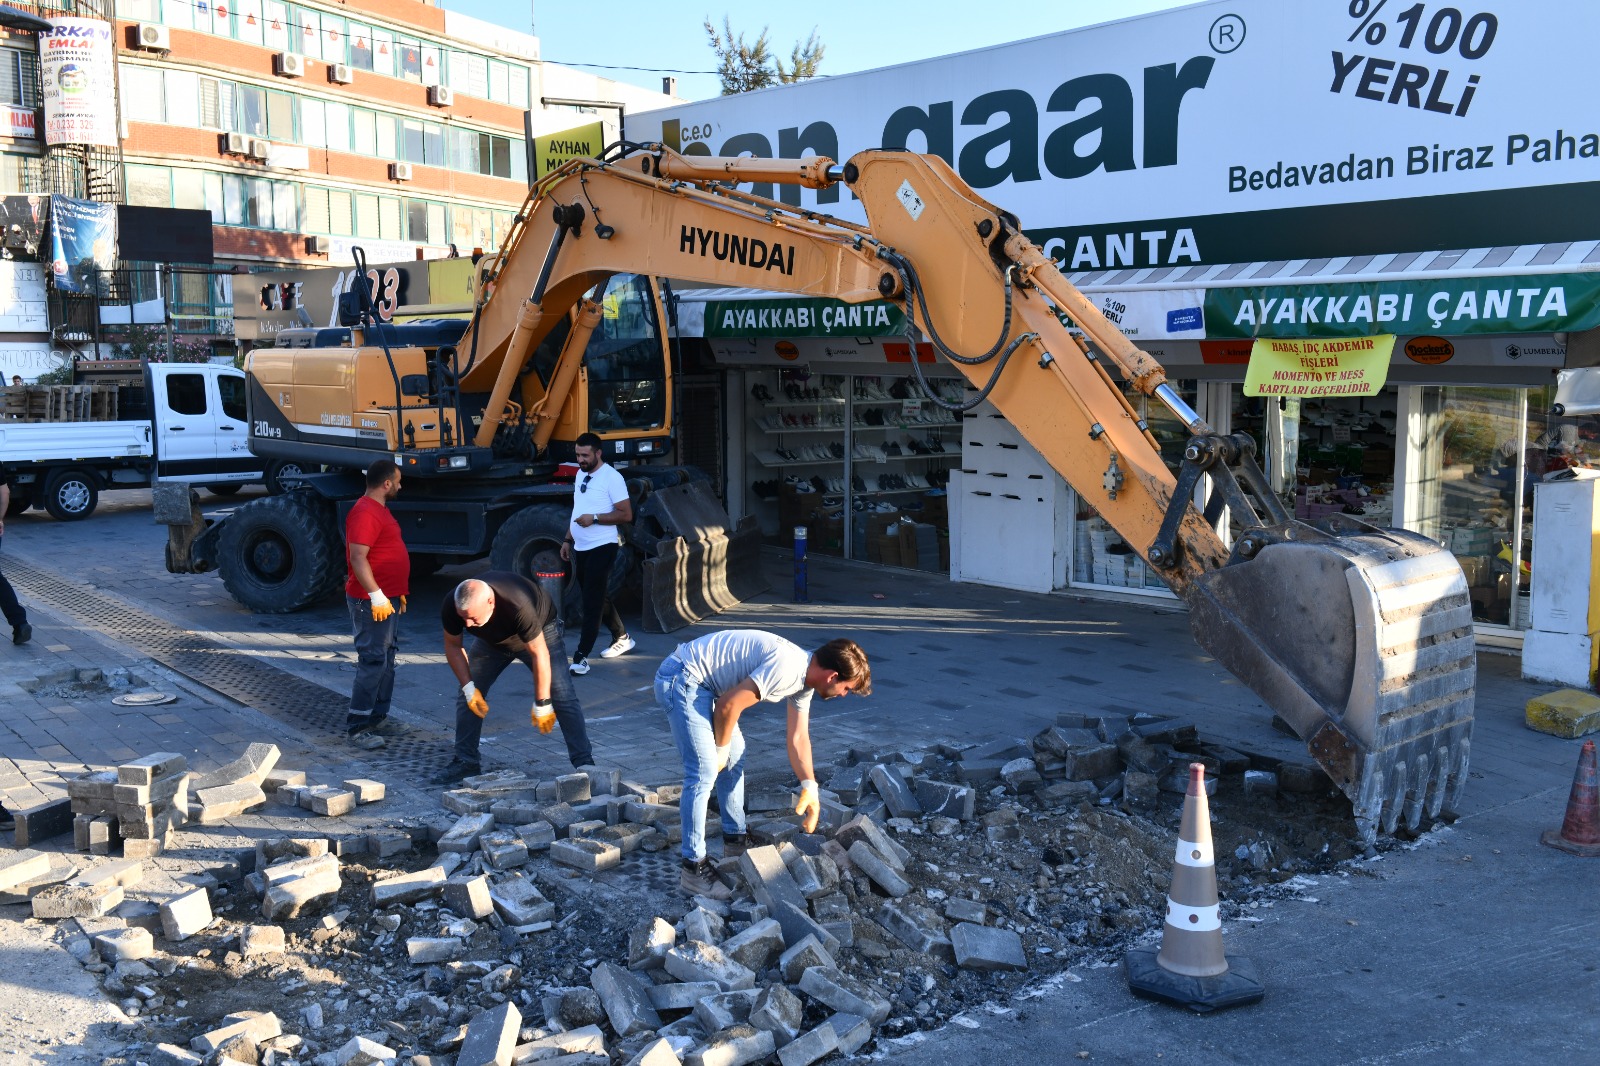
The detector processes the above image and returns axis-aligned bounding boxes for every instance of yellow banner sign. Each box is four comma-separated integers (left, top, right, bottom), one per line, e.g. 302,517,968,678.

1244,335,1396,397
533,121,604,180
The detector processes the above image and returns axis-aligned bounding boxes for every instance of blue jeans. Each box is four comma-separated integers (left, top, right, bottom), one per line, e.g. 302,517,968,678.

453,621,592,768
656,656,746,863
347,596,398,730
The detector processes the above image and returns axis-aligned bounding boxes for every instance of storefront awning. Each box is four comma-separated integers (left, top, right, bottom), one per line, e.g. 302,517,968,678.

1065,242,1600,292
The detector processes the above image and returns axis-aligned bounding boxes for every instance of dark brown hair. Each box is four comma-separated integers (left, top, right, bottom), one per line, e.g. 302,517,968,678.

365,458,399,489
815,638,871,696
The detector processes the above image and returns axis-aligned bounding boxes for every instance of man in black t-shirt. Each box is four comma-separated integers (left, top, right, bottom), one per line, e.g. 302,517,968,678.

0,467,31,645
435,570,592,783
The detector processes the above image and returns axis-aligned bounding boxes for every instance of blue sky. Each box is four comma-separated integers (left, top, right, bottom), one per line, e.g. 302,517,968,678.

444,0,1196,100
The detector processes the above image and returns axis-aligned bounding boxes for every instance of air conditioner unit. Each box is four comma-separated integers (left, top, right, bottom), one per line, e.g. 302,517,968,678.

274,53,305,78
135,23,170,51
427,85,454,107
222,131,250,155
389,162,413,182
249,138,272,160
329,64,355,85
306,236,331,255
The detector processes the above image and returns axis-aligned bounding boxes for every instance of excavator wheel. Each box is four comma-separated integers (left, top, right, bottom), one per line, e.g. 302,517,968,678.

217,492,342,613
491,505,636,627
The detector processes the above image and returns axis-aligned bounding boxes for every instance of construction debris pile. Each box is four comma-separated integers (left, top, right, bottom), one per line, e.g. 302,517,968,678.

1,710,1369,1065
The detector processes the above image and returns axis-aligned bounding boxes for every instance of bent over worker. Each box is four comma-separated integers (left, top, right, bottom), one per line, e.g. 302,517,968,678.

435,570,593,784
655,630,871,897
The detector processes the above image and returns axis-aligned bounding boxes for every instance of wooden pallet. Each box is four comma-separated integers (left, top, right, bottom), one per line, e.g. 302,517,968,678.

2,383,123,422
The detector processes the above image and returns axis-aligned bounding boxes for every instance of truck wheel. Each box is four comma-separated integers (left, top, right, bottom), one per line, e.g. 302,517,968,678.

206,483,243,496
264,459,311,495
489,507,581,617
217,493,340,613
42,468,98,521
5,489,30,517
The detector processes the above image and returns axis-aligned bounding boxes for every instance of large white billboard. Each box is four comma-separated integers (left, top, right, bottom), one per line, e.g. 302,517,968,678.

627,0,1600,269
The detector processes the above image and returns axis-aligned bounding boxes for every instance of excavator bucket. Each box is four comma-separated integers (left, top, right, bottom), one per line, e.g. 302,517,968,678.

1185,519,1475,846
636,480,769,633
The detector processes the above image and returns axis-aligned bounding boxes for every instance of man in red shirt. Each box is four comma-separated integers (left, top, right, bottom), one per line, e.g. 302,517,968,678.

345,458,409,744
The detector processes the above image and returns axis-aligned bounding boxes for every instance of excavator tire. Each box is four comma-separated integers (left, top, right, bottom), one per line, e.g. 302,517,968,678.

217,491,342,613
1187,518,1475,846
489,502,598,617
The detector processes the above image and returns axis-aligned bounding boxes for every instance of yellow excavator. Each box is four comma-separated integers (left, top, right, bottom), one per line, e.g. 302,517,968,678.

163,144,1474,844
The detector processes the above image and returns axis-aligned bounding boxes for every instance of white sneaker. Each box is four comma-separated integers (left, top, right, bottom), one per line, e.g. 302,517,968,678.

599,635,636,659
569,656,591,675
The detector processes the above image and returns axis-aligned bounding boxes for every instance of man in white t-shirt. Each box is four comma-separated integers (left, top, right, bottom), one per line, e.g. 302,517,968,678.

654,629,872,897
561,433,634,675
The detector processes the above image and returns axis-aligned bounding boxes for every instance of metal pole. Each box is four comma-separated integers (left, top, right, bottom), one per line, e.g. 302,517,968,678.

793,525,809,603
163,265,175,359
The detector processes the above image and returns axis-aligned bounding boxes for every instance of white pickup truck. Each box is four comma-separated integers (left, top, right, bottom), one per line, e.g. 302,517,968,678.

0,362,288,520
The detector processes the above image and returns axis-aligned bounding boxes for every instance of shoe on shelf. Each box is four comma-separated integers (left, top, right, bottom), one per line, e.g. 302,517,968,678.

600,635,636,659
12,622,31,645
570,656,592,675
680,857,733,899
431,759,480,786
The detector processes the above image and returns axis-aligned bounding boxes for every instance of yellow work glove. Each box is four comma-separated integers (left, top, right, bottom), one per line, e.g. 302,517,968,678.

368,590,395,621
714,744,732,774
794,779,820,834
532,699,556,734
397,596,407,614
462,682,489,719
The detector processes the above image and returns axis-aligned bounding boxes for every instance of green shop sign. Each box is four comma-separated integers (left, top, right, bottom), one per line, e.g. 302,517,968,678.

1205,272,1600,339
702,298,906,338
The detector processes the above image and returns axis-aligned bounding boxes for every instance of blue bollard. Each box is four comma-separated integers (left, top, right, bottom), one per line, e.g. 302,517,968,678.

793,525,809,603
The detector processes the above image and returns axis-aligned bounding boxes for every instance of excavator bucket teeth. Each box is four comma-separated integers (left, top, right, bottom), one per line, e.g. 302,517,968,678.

637,481,770,633
1186,523,1475,846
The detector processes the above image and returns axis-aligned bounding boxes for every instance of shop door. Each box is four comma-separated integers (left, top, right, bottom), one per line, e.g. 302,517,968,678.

1405,384,1585,632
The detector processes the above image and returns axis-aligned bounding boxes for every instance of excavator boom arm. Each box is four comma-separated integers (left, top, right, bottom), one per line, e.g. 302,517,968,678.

457,146,1473,844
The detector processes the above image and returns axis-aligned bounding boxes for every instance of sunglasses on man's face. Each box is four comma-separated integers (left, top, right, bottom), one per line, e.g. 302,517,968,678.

580,474,592,493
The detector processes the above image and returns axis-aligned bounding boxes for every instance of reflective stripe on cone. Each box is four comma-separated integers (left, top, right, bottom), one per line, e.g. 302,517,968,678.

1156,762,1230,979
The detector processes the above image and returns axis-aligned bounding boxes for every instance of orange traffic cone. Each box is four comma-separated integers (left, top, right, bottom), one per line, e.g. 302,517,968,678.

1125,762,1264,1012
1540,740,1600,857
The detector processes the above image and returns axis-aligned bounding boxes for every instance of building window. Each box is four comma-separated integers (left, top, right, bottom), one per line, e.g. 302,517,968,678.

420,45,442,87
238,85,267,138
266,91,295,143
371,28,395,78
116,0,161,21
300,98,326,148
319,13,346,65
423,123,444,168
508,66,530,109
353,109,377,156
0,47,39,108
401,120,424,165
375,114,396,160
236,0,265,47
126,164,171,208
304,186,330,232
273,182,298,231
349,23,374,71
290,7,320,58
223,175,246,225
490,137,511,180
379,196,401,240
450,128,477,172
406,200,427,242
204,173,224,224
355,193,379,238
397,36,422,82
165,70,200,129
264,1,291,52
324,101,350,153
173,169,206,212
427,202,445,246
198,77,227,130
248,178,273,227
121,65,164,124
162,0,193,31
329,189,352,236
488,60,509,104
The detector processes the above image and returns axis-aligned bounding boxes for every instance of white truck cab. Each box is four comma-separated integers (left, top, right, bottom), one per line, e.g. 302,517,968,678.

0,362,263,520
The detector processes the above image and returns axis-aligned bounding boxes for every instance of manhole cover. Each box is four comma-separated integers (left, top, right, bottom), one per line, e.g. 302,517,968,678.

111,691,177,706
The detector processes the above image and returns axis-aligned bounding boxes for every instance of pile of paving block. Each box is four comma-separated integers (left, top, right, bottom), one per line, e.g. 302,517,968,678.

941,710,1331,815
